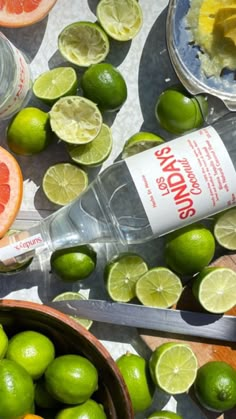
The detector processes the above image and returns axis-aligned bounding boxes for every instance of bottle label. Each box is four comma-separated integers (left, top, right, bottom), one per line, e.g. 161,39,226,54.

0,36,31,118
0,233,44,264
125,126,236,235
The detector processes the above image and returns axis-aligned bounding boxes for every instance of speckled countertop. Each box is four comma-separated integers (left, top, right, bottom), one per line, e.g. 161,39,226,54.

0,1,212,417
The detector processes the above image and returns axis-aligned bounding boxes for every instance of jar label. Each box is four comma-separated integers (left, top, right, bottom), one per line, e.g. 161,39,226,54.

125,126,236,235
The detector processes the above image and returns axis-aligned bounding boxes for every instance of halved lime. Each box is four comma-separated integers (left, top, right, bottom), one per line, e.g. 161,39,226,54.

121,131,165,159
147,411,183,419
52,292,93,330
96,0,143,41
33,67,78,105
58,21,110,67
214,208,236,250
149,342,198,395
42,163,88,206
192,267,236,314
49,96,103,144
105,253,148,302
67,124,113,167
135,267,183,308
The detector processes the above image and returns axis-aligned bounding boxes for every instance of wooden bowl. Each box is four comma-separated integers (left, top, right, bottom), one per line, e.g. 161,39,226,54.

0,299,133,419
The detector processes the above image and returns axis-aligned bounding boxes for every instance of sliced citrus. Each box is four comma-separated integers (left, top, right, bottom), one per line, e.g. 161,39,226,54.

0,0,58,28
52,292,93,330
42,163,88,206
135,267,183,308
147,411,183,419
214,208,236,250
121,131,165,159
149,342,198,395
33,67,78,105
58,21,109,67
0,146,23,238
192,267,236,313
67,124,113,167
105,253,148,302
49,96,103,145
96,0,143,41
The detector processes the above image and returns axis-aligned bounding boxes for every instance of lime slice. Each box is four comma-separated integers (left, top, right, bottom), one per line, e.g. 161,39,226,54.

192,267,236,314
58,21,110,67
214,208,236,250
67,124,113,167
96,0,143,41
52,292,93,330
105,253,148,302
121,131,165,159
49,96,103,145
135,267,183,308
42,163,88,206
149,342,198,395
33,67,78,105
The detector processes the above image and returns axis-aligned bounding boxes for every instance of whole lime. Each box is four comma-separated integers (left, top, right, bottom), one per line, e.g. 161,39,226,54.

164,223,215,276
81,63,127,111
7,107,52,155
55,399,107,419
45,354,98,405
116,352,154,413
155,84,208,134
0,358,34,419
0,324,8,359
50,245,97,281
194,361,236,412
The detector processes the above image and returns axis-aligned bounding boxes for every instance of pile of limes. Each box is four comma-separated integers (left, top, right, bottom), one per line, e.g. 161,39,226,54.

0,325,106,419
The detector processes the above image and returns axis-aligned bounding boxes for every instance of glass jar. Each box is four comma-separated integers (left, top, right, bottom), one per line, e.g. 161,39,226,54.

0,32,31,120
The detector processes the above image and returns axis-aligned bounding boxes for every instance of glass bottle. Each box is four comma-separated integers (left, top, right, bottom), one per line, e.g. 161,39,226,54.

0,112,236,265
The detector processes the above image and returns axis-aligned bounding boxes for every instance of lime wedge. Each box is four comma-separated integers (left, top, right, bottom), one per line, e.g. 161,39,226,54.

122,131,165,159
214,208,236,250
105,253,148,302
49,96,103,145
96,0,143,41
67,124,113,167
52,292,93,330
58,21,110,67
192,267,236,314
33,67,78,105
42,163,88,206
149,342,198,395
135,267,183,308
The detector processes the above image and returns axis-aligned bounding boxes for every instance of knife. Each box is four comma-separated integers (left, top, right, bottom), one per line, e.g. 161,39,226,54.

47,299,236,343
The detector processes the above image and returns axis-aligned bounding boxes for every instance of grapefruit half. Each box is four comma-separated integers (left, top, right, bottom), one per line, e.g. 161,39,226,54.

0,0,58,27
0,146,23,237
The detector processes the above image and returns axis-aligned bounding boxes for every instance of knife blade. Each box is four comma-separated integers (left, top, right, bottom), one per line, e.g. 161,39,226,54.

47,299,236,343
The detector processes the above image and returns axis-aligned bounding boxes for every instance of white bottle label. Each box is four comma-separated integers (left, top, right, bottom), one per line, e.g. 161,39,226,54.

125,126,236,235
0,233,44,262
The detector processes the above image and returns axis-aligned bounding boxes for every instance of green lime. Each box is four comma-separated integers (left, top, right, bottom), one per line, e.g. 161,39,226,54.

0,229,33,274
135,267,183,308
0,324,8,359
33,67,78,105
81,63,127,112
116,352,154,413
34,378,61,409
192,267,236,313
45,354,98,405
6,330,55,380
67,124,113,167
121,131,165,159
0,359,34,418
55,399,107,419
149,342,198,395
155,85,208,134
214,208,236,250
194,361,236,412
96,0,143,41
147,411,183,419
52,292,93,330
7,107,51,155
49,96,103,144
104,253,148,302
164,223,215,276
42,163,88,206
58,21,109,67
